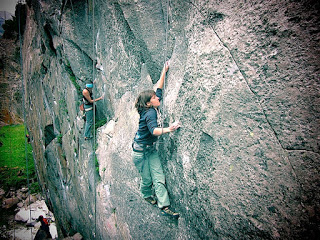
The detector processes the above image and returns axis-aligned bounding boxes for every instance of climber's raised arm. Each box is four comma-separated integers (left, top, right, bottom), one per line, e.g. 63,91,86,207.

155,61,169,90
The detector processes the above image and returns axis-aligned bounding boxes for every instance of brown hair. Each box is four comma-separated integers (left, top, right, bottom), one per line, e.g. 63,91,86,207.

135,90,156,112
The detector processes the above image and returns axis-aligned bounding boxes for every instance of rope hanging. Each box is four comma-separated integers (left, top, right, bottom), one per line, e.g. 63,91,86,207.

69,0,90,75
65,0,98,237
160,0,170,136
91,0,98,238
17,1,33,239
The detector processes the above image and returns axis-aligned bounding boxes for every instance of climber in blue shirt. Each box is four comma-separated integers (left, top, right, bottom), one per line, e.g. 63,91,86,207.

132,61,181,219
134,87,164,145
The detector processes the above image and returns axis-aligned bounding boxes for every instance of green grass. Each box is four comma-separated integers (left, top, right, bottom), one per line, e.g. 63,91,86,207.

0,124,39,192
70,75,82,96
95,118,108,130
64,60,82,96
57,133,63,144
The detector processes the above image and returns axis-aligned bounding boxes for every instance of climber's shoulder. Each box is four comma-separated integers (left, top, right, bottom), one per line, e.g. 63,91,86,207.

83,88,89,95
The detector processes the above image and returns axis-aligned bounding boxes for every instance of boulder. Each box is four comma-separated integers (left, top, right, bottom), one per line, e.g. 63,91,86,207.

16,190,24,201
15,208,46,222
2,197,19,209
8,227,37,240
73,233,83,240
15,201,48,222
20,187,28,193
24,194,38,206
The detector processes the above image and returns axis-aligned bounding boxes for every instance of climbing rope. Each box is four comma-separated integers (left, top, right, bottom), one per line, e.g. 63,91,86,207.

69,0,90,77
17,1,33,239
65,0,98,237
65,0,85,195
6,65,15,238
164,0,170,65
160,0,170,137
91,0,98,238
8,124,16,240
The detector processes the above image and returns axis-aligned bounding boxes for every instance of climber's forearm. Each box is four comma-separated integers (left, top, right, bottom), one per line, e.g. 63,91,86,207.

157,69,166,89
152,127,173,136
94,96,103,102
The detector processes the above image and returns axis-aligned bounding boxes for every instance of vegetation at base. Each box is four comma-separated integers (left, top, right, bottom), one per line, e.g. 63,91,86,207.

95,118,108,133
57,133,63,144
64,60,82,96
70,75,82,96
59,98,68,114
0,125,39,193
95,155,101,182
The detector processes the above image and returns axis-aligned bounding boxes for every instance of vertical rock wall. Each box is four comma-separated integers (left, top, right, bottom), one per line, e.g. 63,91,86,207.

22,0,319,239
0,38,23,126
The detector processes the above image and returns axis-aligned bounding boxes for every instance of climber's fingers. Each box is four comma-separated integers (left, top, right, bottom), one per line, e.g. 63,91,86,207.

164,61,170,72
171,121,181,130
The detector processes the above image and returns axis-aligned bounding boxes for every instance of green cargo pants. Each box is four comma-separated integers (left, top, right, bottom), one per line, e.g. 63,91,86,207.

132,147,170,209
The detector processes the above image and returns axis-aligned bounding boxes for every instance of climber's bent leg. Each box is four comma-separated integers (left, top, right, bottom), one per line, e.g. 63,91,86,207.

148,150,170,209
84,109,93,138
132,151,153,198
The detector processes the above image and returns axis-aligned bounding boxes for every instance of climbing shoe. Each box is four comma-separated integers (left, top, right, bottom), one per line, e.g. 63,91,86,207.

161,206,180,219
144,196,157,205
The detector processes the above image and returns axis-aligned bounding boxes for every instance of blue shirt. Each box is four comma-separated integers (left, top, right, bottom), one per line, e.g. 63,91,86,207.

134,88,162,145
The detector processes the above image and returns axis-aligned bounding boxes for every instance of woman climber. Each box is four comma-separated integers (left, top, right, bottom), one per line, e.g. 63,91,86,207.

83,83,103,140
132,61,181,219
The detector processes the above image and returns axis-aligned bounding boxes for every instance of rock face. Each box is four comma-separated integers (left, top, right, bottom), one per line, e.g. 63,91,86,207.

22,0,319,239
0,38,23,126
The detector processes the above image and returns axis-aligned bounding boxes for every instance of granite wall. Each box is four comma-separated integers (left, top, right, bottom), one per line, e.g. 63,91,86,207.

22,0,319,239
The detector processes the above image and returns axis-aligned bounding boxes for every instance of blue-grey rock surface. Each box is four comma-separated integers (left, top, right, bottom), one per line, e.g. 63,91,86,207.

21,0,319,239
